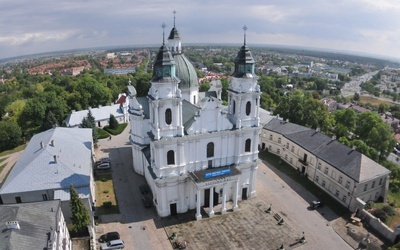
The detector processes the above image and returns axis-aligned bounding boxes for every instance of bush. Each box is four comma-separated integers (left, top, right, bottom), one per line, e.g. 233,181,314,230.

382,205,395,217
371,207,390,222
109,114,119,130
104,123,128,135
103,201,112,208
98,128,110,139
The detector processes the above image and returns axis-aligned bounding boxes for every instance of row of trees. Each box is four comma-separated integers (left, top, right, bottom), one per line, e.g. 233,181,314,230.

0,67,151,151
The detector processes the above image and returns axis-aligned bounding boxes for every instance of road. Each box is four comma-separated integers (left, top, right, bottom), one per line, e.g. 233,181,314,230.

341,70,380,97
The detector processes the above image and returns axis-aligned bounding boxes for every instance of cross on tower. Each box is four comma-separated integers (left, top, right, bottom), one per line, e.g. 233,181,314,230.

243,25,248,45
173,10,176,27
161,22,167,44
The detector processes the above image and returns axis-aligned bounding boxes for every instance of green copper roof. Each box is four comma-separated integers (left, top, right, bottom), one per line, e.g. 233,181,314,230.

174,54,198,90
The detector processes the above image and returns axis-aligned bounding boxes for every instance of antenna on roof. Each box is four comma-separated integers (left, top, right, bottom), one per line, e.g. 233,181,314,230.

173,10,176,28
243,25,247,45
161,22,166,45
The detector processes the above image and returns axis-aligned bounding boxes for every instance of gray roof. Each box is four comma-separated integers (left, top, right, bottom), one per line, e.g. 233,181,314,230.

264,118,390,182
137,97,150,119
0,127,92,195
65,104,124,127
174,54,199,90
0,200,62,250
264,117,310,135
182,99,200,132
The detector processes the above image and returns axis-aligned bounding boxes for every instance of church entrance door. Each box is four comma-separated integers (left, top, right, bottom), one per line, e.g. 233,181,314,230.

242,187,248,200
204,188,210,207
170,203,177,216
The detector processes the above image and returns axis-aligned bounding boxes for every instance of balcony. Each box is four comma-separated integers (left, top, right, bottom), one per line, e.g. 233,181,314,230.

298,158,308,166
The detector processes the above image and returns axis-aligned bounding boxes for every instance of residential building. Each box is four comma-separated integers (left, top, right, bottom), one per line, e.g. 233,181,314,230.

261,117,390,212
128,23,261,219
0,127,96,224
0,200,71,250
64,94,129,127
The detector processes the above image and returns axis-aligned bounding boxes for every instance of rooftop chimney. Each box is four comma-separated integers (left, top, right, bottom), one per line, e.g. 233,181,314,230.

50,140,55,147
40,141,44,149
331,135,336,141
53,155,57,163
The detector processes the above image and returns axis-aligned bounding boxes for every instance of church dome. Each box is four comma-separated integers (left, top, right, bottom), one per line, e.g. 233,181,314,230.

174,54,198,90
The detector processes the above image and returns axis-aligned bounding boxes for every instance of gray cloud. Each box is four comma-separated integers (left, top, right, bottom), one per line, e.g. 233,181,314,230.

0,0,399,59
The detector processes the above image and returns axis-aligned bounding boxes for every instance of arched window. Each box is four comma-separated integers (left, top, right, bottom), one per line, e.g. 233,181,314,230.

165,108,172,125
167,150,175,165
207,142,214,158
245,139,251,152
232,100,236,114
246,101,251,116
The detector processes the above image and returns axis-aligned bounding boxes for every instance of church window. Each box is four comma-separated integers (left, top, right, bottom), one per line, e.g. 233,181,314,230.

167,150,175,165
372,181,375,188
245,139,251,152
233,100,236,114
246,101,251,116
165,108,172,125
207,142,214,158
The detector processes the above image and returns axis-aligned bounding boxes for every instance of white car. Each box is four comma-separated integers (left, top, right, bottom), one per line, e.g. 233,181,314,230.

101,239,124,249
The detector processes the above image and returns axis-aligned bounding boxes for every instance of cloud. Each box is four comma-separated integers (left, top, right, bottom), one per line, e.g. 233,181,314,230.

0,0,400,60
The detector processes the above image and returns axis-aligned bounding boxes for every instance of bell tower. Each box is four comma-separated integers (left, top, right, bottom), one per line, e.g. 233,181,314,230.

227,26,261,129
148,23,184,140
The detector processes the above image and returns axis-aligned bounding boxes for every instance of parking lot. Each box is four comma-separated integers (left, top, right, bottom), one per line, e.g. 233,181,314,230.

94,126,354,250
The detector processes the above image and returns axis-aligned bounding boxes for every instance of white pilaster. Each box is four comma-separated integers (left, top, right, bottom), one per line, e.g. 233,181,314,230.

196,189,202,220
209,187,215,217
233,181,239,211
221,183,227,214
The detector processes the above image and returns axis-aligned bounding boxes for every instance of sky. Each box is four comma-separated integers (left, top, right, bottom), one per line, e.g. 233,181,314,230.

1,0,400,60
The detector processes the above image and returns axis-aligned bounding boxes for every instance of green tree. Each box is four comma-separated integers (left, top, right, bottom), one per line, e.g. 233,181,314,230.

41,111,59,130
355,111,382,141
0,121,23,152
199,81,210,92
353,92,360,101
333,109,357,133
3,100,25,123
109,114,119,129
80,111,98,144
69,185,90,234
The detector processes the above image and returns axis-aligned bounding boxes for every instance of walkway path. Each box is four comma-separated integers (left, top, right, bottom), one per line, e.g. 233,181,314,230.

0,151,23,185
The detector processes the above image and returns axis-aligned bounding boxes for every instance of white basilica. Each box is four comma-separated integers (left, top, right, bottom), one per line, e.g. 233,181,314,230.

128,22,261,219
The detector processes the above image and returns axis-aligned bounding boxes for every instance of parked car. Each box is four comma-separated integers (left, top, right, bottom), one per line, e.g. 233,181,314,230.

100,239,124,249
99,231,120,243
142,195,152,207
139,184,150,195
310,200,323,210
96,162,111,170
99,157,111,162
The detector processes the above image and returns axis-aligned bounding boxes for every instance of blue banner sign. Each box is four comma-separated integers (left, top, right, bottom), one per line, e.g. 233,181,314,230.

204,168,231,179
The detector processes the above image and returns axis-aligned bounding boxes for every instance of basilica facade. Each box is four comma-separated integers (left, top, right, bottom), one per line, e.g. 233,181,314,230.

128,23,261,219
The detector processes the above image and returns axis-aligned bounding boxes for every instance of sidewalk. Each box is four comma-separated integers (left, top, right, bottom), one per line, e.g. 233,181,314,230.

0,151,23,185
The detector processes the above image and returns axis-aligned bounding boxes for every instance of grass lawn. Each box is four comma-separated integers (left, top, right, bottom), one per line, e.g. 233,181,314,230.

0,162,7,175
359,95,392,107
0,144,26,157
95,173,120,215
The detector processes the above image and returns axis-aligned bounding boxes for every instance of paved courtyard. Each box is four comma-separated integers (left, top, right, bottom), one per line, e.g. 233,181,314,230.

162,198,304,250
